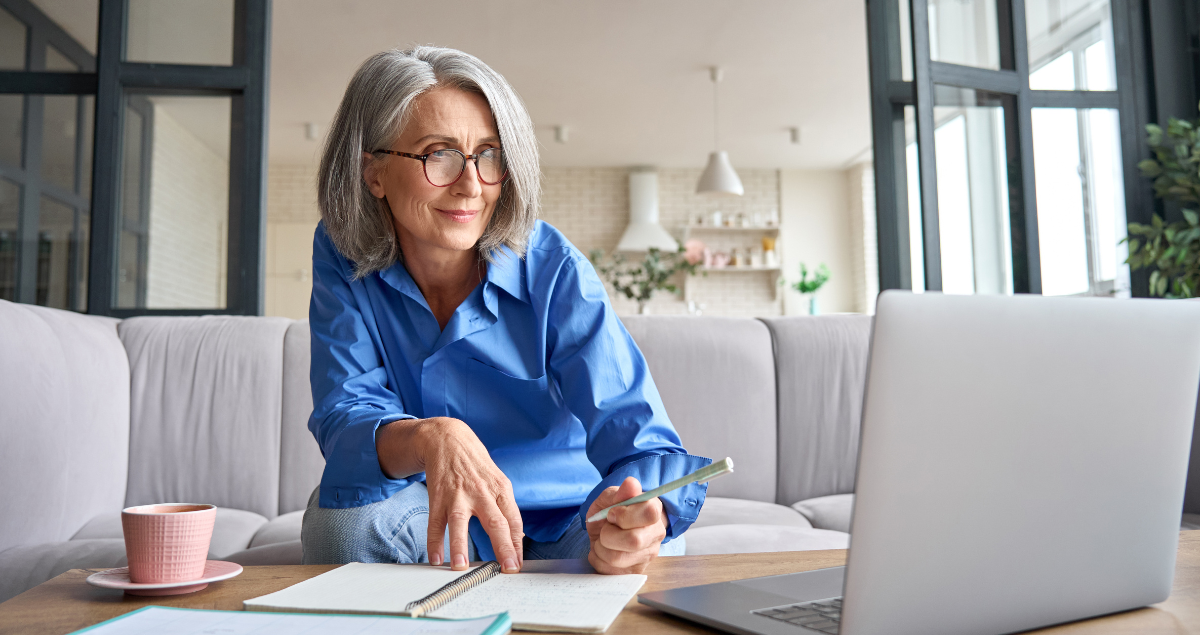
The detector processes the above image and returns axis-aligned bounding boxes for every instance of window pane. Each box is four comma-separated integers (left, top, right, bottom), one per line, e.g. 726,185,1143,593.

905,105,924,291
0,7,26,70
899,0,914,81
44,45,77,72
933,87,1014,295
116,95,231,309
41,95,79,192
1026,0,1115,91
928,0,1001,70
79,96,94,198
1032,107,1126,296
126,0,234,66
0,94,23,168
0,178,17,301
36,196,80,310
1029,51,1075,90
28,0,98,56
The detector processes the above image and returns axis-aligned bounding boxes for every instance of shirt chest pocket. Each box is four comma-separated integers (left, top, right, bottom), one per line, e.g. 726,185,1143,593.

465,358,562,446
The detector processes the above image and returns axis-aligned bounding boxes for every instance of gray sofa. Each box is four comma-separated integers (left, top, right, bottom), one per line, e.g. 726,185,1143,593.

0,299,872,603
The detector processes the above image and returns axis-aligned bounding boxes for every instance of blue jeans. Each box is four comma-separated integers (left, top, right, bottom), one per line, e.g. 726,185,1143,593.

301,483,686,564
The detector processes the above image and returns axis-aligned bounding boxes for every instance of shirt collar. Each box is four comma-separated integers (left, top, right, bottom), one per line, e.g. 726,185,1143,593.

377,249,527,307
485,246,528,304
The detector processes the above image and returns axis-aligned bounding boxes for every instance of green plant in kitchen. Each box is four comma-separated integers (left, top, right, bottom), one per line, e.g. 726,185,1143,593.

589,244,703,314
791,262,830,315
1125,104,1200,298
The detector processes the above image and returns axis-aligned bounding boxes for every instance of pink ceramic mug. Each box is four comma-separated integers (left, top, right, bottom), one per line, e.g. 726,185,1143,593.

121,503,216,584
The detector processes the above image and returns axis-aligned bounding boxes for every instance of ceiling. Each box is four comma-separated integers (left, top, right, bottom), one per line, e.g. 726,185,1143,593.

26,0,874,171
270,0,873,169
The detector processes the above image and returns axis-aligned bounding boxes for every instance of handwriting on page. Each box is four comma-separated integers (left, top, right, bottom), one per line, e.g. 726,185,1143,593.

429,573,646,631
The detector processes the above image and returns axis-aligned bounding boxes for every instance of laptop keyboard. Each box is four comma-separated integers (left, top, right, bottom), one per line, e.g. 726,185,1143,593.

752,597,842,633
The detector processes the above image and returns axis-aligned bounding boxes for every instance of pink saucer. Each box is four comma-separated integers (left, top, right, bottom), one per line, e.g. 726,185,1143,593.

86,560,243,596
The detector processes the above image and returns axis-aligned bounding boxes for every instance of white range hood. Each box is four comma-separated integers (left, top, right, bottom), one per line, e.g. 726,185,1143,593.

616,170,679,253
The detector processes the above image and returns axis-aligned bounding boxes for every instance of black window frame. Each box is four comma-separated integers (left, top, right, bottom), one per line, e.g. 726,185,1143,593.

867,0,1197,298
0,0,271,317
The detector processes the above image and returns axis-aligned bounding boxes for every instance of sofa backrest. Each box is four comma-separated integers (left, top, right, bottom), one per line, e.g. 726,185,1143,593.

762,315,873,505
120,316,292,519
279,320,323,515
622,316,779,503
0,300,130,551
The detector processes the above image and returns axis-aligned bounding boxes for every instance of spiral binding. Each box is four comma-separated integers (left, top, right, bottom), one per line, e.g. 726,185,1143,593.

406,560,502,617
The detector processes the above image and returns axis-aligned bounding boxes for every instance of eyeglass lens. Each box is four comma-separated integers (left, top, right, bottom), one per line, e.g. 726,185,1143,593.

425,148,505,186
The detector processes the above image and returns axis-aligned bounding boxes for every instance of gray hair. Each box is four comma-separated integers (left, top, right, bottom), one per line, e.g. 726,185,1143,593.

318,46,540,278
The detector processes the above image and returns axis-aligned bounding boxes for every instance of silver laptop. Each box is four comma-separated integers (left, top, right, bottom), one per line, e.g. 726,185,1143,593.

640,291,1200,635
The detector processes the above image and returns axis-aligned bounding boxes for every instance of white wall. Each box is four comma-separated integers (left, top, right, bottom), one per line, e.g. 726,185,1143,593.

145,104,228,309
265,164,319,320
779,169,856,315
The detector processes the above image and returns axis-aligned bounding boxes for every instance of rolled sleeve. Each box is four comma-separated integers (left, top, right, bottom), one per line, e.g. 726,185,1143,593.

541,251,711,541
580,453,713,542
309,225,417,508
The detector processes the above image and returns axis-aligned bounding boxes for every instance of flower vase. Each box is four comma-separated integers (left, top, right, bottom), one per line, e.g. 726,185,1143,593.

639,302,651,315
807,295,819,316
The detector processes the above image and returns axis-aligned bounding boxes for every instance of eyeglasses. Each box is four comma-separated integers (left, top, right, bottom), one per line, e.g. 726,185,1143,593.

374,147,507,187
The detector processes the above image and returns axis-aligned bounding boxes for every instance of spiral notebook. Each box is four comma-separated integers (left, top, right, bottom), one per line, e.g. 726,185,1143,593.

243,562,646,633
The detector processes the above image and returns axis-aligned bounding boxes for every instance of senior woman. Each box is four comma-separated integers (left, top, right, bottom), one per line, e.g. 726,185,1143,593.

302,46,710,576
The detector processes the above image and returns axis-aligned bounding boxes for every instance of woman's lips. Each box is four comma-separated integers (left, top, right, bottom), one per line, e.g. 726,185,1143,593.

437,209,480,223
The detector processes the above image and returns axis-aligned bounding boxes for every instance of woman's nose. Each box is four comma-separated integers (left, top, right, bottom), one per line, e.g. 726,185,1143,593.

450,159,484,197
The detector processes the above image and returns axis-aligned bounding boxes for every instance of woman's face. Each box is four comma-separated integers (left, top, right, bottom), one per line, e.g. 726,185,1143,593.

364,87,503,258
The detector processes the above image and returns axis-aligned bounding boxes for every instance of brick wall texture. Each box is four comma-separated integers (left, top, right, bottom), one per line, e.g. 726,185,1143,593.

265,165,784,318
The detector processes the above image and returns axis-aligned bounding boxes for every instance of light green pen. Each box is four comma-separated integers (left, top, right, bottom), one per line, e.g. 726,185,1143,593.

586,457,734,523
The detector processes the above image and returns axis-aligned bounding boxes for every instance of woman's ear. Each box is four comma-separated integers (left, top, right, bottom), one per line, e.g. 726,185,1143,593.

362,151,387,199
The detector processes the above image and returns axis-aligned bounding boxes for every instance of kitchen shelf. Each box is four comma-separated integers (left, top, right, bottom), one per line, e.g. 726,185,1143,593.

700,266,782,272
681,225,780,235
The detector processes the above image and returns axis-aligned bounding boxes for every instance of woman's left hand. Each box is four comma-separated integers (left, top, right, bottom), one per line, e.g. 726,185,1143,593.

585,476,669,574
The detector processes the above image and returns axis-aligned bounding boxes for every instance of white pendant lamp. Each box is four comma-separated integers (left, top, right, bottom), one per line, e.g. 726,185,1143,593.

616,170,679,252
696,66,744,196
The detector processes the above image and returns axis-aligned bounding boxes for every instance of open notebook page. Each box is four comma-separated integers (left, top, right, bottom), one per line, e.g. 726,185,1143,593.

245,563,479,615
243,563,646,633
428,572,647,633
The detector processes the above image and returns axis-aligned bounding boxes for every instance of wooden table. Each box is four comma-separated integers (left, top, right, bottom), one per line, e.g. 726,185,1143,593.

2,532,1199,634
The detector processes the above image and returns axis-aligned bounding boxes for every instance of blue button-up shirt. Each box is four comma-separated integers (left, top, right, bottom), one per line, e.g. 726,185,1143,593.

308,219,710,560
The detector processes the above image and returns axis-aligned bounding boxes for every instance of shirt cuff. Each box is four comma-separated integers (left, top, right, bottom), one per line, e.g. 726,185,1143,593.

318,413,419,508
579,453,712,543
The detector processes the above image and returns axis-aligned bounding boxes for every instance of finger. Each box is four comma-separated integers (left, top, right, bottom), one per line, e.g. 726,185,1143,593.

426,505,448,567
447,507,472,571
495,488,525,571
614,476,643,503
591,533,658,571
599,522,666,554
480,503,521,574
607,497,664,530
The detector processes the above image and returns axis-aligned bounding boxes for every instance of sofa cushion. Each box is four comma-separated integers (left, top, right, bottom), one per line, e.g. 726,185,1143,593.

1183,514,1200,530
760,315,872,505
279,321,324,516
120,316,291,519
684,525,849,556
0,301,129,552
691,497,812,530
249,510,304,548
622,316,777,502
224,539,303,566
792,494,855,533
0,539,128,603
70,508,269,559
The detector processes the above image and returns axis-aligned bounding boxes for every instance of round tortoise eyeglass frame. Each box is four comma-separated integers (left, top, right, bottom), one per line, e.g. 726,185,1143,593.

373,147,508,187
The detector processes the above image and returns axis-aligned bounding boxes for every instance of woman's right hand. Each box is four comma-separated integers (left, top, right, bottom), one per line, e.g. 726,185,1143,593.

376,417,524,573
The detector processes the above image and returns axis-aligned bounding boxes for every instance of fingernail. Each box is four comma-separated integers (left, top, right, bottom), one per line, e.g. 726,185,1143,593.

453,554,467,568
503,558,518,572
431,553,443,566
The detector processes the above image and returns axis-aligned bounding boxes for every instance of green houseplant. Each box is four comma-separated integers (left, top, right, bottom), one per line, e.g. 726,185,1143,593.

589,245,702,314
1125,104,1200,297
790,262,830,315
